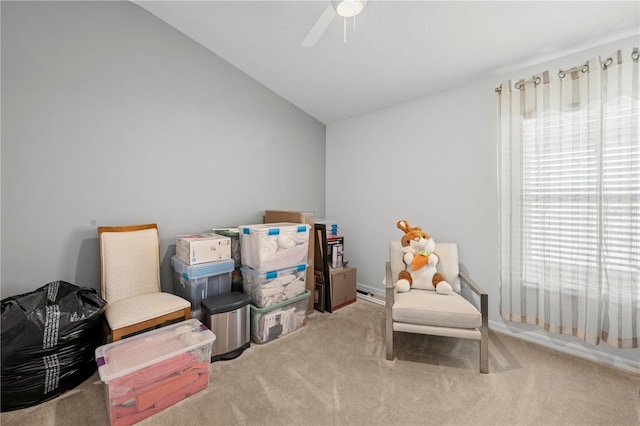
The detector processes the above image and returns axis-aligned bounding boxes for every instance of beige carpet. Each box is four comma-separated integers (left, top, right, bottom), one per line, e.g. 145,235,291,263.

2,299,638,425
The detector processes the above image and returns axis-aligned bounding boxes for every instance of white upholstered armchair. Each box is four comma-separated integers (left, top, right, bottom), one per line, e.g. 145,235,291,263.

385,241,489,373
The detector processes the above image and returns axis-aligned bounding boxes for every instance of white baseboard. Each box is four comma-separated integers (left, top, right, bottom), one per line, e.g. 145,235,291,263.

356,282,385,298
356,292,385,306
489,320,639,372
356,282,385,305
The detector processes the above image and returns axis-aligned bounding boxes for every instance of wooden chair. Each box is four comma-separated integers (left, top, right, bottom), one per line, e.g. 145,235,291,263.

385,241,489,373
98,224,191,341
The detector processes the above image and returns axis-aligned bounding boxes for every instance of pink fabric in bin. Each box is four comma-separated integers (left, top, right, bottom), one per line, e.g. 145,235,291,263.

108,352,209,426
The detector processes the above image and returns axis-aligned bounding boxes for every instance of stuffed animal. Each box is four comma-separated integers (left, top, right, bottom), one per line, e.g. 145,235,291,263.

395,220,452,295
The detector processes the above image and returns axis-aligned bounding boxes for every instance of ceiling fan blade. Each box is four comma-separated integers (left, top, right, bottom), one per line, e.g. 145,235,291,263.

301,4,336,47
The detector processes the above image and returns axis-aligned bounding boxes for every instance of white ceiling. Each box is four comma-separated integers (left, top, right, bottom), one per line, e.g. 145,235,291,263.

134,1,640,124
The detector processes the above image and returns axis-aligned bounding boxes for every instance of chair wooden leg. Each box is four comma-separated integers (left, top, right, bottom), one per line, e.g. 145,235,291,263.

102,317,112,344
112,328,124,342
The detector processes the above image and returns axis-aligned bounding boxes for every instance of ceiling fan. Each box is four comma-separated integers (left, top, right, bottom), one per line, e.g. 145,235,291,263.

301,0,367,47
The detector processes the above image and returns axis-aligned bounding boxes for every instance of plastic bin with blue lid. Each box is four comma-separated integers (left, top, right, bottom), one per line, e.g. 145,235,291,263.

241,264,307,308
171,255,234,321
237,222,310,272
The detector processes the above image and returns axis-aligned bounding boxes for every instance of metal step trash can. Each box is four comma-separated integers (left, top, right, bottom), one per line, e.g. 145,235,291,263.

201,292,250,362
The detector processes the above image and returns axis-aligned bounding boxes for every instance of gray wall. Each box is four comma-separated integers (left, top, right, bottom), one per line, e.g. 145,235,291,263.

326,35,639,369
1,1,326,298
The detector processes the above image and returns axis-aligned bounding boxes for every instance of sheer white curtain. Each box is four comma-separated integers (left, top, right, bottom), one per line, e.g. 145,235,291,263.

498,48,639,349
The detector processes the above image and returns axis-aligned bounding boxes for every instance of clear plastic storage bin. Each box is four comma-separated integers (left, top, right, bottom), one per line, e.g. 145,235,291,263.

95,319,215,426
241,264,307,308
238,222,310,272
171,256,234,321
250,290,310,344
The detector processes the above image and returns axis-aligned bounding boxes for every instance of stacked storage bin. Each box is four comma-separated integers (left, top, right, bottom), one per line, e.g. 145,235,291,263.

172,233,235,322
237,222,312,344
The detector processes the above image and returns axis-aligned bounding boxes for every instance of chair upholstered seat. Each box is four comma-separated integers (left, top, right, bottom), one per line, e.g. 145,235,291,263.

392,289,482,329
104,292,191,329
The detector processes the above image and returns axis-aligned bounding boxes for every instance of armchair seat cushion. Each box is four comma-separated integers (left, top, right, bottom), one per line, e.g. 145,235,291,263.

392,289,481,329
105,292,190,329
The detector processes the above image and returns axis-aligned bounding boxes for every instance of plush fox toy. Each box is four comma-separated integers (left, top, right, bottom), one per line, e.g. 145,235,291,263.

395,220,452,295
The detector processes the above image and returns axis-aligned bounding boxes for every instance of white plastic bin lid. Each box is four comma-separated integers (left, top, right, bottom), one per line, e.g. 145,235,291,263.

95,319,215,383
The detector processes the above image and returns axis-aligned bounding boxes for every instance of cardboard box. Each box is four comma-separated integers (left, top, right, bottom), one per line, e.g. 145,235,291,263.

330,265,357,311
176,233,231,265
212,228,241,267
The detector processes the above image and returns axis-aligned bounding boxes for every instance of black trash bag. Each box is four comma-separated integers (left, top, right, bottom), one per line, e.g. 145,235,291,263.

1,281,106,412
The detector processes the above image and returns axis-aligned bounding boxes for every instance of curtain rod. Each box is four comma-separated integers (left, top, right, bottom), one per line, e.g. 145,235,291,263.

558,63,588,78
495,75,541,93
494,49,640,94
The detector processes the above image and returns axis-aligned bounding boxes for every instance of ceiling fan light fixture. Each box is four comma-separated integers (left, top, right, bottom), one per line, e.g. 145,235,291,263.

332,0,364,18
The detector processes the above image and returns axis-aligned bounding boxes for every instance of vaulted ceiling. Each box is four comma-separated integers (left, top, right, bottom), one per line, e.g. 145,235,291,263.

134,1,640,124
